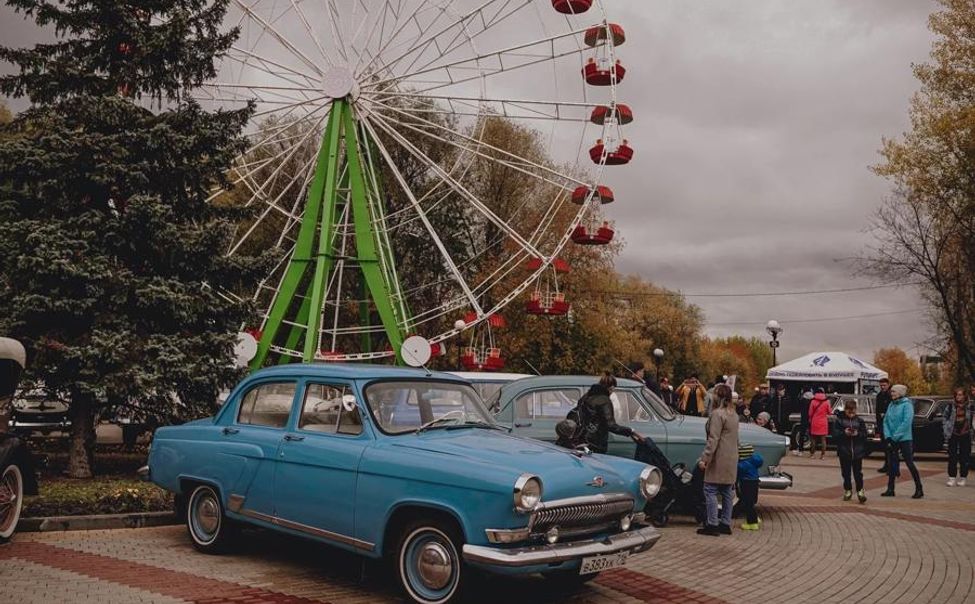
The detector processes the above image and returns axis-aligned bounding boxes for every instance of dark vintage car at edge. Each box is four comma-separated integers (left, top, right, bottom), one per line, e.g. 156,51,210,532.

143,364,665,604
909,397,956,453
1,337,40,542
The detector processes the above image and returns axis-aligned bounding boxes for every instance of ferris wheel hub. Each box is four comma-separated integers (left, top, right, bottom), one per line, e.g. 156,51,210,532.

322,66,359,101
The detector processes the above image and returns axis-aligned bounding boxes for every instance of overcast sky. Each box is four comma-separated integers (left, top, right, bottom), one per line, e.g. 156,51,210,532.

602,0,937,363
0,0,939,365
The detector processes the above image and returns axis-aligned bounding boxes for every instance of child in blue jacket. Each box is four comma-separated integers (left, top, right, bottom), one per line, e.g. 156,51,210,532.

737,443,763,530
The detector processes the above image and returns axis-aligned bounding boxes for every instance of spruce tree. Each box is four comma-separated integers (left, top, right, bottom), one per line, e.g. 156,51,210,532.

0,1,266,477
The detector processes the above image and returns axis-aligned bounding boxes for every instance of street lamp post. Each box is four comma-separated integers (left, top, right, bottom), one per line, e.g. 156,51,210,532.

766,320,783,367
652,348,664,381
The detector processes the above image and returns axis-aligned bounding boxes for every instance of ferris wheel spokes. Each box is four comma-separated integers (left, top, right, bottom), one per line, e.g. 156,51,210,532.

359,116,487,317
361,107,547,260
360,90,597,122
363,26,592,94
361,99,588,189
359,0,533,83
230,0,326,76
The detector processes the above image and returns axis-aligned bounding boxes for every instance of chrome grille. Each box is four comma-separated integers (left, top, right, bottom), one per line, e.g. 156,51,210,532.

530,494,634,533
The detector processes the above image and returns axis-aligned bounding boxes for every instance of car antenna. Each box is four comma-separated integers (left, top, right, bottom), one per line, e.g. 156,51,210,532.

523,359,541,376
613,358,641,380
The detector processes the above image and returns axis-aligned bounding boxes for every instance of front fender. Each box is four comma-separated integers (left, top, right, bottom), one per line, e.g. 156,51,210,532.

355,445,527,552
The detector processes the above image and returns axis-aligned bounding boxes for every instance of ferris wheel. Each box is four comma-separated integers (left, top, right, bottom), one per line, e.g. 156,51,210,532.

199,0,634,367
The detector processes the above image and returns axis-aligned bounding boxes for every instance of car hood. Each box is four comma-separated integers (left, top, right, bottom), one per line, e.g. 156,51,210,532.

389,429,644,499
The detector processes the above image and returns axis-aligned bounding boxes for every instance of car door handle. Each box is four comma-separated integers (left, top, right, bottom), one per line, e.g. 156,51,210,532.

514,422,533,427
284,434,305,442
222,427,239,435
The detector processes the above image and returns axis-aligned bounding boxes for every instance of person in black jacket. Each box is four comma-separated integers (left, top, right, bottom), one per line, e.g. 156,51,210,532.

573,372,643,454
769,383,793,437
874,378,892,473
834,398,868,503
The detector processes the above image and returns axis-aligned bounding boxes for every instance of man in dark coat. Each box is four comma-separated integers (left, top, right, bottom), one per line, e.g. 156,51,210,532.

875,378,893,473
769,383,793,435
572,372,643,454
750,383,770,418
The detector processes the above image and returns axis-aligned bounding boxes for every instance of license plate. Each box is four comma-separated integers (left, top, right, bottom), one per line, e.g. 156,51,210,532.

579,551,629,575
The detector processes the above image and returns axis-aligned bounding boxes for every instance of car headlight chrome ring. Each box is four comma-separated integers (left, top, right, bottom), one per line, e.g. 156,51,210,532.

513,474,542,513
640,466,663,500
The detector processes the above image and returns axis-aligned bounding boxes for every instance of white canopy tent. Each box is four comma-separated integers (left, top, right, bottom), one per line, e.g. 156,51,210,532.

766,352,888,394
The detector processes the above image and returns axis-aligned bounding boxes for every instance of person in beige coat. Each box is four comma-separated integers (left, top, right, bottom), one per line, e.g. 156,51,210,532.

697,383,740,536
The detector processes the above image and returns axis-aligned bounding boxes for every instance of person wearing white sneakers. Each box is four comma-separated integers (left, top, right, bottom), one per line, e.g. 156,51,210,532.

945,387,972,487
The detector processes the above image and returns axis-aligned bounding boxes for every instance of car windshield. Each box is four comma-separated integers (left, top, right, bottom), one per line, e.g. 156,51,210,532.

642,387,677,421
364,380,496,434
912,399,934,416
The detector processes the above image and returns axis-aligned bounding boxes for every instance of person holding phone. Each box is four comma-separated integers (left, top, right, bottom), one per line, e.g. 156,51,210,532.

677,374,708,417
833,399,867,503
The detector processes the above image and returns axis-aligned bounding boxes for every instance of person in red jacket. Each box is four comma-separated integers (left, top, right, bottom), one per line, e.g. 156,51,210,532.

808,387,831,459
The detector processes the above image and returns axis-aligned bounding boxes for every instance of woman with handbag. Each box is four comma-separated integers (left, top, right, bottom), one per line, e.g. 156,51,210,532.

808,388,831,459
696,384,739,536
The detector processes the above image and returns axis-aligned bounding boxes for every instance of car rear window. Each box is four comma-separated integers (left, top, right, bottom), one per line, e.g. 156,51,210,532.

238,382,297,428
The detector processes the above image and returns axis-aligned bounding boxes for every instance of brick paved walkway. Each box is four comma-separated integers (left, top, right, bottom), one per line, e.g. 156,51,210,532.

1,454,973,603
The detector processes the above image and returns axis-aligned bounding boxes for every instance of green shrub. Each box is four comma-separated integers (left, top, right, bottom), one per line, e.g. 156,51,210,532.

24,478,173,518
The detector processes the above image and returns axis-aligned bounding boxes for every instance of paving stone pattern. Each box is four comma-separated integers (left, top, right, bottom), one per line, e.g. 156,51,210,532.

1,455,973,603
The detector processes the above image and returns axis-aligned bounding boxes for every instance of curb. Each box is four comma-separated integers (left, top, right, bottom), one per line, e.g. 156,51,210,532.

19,511,179,533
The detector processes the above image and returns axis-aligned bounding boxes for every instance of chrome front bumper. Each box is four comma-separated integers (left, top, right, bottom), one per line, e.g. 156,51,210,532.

462,525,661,568
759,472,793,490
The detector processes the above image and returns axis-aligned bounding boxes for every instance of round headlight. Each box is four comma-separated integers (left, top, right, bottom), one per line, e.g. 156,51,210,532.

640,466,663,500
513,474,542,513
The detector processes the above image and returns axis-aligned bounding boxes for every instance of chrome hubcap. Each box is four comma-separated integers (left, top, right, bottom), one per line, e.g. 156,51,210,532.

195,495,219,535
417,542,452,590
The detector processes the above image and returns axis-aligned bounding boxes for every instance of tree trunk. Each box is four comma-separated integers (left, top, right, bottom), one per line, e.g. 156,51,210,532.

67,392,96,479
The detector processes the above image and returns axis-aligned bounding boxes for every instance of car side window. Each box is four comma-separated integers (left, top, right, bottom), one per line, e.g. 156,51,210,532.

615,390,650,422
514,392,533,419
300,383,363,435
237,382,297,428
525,389,580,419
608,392,631,422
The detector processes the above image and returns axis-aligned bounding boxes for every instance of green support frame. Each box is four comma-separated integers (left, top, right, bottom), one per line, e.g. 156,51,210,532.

250,100,408,369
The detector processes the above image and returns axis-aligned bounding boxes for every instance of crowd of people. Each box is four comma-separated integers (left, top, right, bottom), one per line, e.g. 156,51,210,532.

605,365,975,535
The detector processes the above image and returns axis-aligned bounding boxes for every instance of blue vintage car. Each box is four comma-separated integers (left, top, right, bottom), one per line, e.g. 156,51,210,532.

145,365,663,604
490,376,793,491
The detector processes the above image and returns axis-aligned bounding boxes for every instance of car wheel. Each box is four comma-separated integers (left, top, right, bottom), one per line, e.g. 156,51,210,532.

186,485,235,554
542,568,600,587
650,511,669,528
395,520,464,604
0,463,24,543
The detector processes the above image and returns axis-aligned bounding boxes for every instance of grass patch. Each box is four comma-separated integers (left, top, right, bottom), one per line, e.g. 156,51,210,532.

24,477,173,518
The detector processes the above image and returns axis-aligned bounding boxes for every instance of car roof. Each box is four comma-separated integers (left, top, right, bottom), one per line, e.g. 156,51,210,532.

498,375,643,392
446,371,533,382
250,363,466,382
